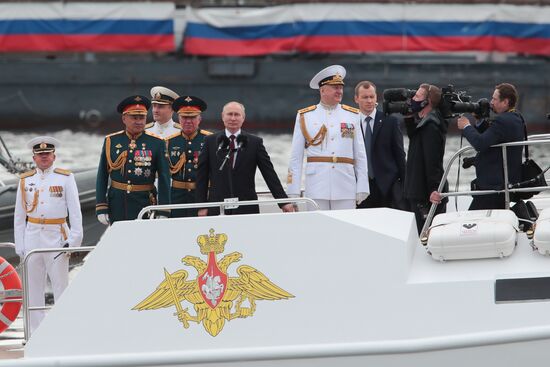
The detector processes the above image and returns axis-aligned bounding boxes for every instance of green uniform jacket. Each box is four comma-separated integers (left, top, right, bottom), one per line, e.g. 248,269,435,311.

166,129,211,217
96,130,170,223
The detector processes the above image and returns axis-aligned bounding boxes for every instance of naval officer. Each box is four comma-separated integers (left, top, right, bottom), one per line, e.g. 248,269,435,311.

96,95,171,224
146,86,180,138
287,65,369,210
14,136,83,333
165,96,212,217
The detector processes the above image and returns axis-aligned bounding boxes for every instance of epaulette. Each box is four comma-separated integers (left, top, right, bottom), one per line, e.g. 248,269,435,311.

145,122,154,129
342,104,359,114
105,130,124,138
145,131,163,140
166,132,181,140
200,129,213,135
174,123,181,129
19,169,36,179
54,168,71,176
298,105,317,114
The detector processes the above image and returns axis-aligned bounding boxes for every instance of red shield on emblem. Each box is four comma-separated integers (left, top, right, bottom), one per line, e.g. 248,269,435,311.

198,252,228,309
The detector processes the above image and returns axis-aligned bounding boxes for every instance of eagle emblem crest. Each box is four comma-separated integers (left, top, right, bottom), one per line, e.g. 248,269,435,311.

133,228,294,337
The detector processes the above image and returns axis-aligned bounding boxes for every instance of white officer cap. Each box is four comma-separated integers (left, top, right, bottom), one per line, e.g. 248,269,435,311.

150,86,179,105
27,136,60,154
309,65,346,90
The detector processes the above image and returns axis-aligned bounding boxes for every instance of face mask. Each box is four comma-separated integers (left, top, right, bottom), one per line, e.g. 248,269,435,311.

410,99,428,113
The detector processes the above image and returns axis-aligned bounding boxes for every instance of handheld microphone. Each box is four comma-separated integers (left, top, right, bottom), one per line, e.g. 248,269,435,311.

216,135,230,153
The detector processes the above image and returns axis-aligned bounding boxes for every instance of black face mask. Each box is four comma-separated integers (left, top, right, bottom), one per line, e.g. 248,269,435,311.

410,99,428,113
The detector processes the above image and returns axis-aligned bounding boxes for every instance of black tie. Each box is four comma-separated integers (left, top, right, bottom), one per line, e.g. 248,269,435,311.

364,116,374,179
229,135,236,168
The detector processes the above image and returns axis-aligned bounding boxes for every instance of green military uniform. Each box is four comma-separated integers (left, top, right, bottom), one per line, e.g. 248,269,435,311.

166,129,211,217
96,95,170,224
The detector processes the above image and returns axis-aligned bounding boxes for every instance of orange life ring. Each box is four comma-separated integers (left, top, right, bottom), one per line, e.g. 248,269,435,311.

0,257,22,333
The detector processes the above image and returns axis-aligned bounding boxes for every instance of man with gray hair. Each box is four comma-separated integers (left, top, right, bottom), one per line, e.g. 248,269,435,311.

196,101,294,216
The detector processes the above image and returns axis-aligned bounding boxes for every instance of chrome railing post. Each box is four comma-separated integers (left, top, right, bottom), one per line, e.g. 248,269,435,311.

502,145,510,209
22,246,95,342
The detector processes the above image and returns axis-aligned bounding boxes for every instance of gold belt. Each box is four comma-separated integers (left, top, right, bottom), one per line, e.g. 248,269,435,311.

27,217,66,225
111,180,155,192
171,180,196,190
307,156,355,165
27,217,68,240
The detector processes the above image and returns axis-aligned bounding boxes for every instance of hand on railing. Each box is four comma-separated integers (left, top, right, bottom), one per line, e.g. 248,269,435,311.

429,191,443,205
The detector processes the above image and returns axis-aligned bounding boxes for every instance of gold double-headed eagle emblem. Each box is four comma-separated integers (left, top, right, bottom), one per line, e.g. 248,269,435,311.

133,229,294,337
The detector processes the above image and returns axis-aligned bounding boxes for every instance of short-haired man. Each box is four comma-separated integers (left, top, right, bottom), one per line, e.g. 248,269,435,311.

14,136,83,333
457,83,524,210
146,86,180,139
96,95,171,224
196,101,294,216
354,81,406,209
166,95,211,217
287,65,369,210
404,84,448,234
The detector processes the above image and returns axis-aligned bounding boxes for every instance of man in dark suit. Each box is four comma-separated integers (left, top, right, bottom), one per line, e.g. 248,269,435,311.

354,81,407,209
456,83,524,210
196,101,295,215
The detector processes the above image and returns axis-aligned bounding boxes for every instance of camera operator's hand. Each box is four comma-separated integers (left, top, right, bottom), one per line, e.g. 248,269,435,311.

429,191,442,205
462,156,476,169
457,116,470,130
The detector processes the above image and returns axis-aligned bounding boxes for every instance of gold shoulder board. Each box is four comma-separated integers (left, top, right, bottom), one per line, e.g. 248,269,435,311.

166,132,181,140
105,130,124,138
298,105,317,114
145,131,163,140
54,168,71,176
145,122,154,129
200,129,213,135
19,169,36,179
341,104,359,114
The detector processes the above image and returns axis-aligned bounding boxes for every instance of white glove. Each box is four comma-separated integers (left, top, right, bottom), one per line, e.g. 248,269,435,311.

356,192,369,205
156,215,168,219
97,213,110,226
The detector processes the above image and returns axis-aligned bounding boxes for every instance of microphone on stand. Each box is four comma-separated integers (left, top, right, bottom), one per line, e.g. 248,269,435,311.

235,135,248,151
216,135,230,153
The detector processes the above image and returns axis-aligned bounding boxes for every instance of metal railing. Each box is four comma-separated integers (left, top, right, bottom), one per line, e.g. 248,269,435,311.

420,137,550,240
21,246,95,341
137,197,319,219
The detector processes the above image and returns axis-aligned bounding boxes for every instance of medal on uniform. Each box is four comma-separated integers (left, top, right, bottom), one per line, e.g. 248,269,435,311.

144,169,151,178
340,123,355,138
193,151,199,168
49,186,63,197
135,167,143,176
129,140,137,150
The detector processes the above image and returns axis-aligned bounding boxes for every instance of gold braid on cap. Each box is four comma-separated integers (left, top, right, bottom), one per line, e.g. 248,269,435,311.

20,178,39,214
105,136,127,173
300,113,327,148
166,140,187,174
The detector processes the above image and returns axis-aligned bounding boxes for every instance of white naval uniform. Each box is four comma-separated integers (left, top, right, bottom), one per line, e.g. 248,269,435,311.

287,103,369,209
146,119,180,139
14,166,83,333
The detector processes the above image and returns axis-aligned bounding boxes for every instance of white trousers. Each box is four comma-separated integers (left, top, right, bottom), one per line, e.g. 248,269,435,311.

314,199,356,211
27,252,69,333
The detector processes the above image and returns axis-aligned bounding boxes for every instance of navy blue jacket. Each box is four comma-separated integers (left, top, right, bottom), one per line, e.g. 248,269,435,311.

463,111,524,190
367,110,406,195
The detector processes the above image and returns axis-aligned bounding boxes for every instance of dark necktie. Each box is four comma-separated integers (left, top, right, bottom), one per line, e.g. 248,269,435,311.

364,116,374,179
229,135,236,168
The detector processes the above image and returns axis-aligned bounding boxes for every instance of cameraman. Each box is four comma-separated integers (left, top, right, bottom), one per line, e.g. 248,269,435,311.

457,83,523,210
404,84,448,234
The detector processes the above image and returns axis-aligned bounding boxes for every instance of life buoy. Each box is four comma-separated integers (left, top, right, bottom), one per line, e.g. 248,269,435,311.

0,257,22,333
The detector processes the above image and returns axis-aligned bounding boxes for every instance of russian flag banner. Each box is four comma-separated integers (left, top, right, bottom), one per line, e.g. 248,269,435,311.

183,3,550,56
0,2,175,52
